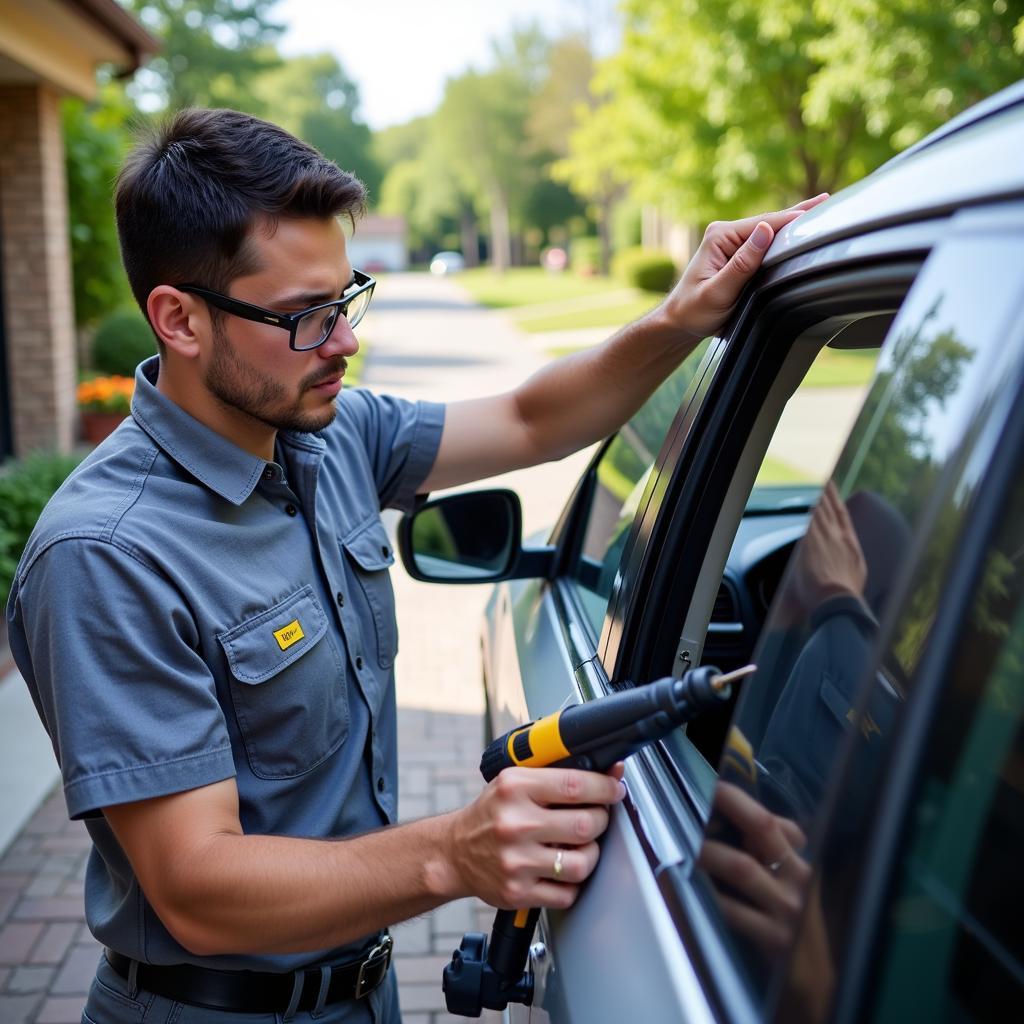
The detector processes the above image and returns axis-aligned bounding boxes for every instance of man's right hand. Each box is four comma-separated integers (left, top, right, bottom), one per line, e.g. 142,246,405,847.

444,766,626,910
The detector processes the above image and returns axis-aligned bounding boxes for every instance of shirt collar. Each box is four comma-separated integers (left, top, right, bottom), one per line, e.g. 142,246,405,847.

131,356,324,506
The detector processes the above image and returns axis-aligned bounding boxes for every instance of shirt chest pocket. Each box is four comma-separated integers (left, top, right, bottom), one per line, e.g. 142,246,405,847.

217,586,348,780
341,518,398,670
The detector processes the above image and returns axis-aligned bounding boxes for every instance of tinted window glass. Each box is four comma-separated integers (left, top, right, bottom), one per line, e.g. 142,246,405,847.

693,238,1023,1017
570,340,710,637
868,476,1024,1021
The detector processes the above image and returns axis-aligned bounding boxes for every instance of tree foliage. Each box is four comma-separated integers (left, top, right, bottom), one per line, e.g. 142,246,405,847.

562,0,1024,223
124,0,284,113
254,54,382,200
63,85,135,327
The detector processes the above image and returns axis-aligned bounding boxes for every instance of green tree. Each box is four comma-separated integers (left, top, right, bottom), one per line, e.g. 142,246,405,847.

63,84,135,327
255,54,382,200
565,0,1024,224
433,66,536,271
807,0,1024,153
124,0,284,113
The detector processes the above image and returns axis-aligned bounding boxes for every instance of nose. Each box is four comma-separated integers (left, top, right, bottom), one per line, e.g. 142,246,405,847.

319,315,359,359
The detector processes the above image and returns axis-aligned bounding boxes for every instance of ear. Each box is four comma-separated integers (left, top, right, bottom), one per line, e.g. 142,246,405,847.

147,286,206,359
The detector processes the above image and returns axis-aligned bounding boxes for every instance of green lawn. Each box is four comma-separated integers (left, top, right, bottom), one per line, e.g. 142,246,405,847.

803,347,879,388
346,340,367,386
458,267,628,309
517,296,661,334
756,455,812,485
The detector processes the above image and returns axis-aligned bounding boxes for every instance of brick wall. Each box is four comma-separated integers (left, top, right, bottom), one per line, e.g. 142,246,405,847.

0,85,77,456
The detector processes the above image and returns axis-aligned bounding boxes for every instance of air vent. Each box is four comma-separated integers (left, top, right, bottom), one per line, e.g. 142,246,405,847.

709,580,743,638
712,581,737,622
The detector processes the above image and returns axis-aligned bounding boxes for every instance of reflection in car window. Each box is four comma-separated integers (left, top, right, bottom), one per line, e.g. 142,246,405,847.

695,238,1020,1019
570,340,710,637
868,475,1024,1022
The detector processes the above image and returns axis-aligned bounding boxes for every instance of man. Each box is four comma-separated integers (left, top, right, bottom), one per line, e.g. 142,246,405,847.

6,108,824,1022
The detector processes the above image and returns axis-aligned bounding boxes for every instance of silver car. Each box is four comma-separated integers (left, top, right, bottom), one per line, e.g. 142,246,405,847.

401,81,1024,1023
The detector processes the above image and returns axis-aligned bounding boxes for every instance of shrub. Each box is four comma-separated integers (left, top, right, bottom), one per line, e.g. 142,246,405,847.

613,247,678,293
91,308,156,377
0,452,83,607
570,237,602,276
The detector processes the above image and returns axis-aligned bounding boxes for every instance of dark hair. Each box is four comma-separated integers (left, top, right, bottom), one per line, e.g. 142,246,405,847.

115,108,367,326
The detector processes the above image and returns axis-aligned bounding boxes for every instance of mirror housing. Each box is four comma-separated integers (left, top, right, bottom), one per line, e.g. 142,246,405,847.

398,489,555,584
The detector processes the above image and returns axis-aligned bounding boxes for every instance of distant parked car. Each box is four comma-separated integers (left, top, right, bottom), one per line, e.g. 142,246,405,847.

430,251,466,275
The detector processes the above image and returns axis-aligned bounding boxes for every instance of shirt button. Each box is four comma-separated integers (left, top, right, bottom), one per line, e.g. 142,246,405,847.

377,776,385,792
355,656,364,670
263,466,274,480
285,504,297,517
336,592,345,607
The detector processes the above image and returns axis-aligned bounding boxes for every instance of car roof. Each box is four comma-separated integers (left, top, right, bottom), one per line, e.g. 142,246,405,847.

764,79,1024,268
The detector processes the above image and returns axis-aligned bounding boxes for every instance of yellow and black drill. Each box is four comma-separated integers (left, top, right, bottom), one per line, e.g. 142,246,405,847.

442,664,755,1017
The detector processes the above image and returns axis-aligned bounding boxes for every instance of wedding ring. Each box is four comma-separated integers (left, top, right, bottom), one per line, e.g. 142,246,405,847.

553,849,564,879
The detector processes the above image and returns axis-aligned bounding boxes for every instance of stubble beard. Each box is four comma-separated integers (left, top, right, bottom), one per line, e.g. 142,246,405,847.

205,318,346,434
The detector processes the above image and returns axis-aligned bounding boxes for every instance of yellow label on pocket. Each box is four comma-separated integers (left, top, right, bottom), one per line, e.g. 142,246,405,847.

273,619,304,651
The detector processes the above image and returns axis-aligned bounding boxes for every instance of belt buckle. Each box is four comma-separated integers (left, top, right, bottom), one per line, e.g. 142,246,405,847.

355,933,393,999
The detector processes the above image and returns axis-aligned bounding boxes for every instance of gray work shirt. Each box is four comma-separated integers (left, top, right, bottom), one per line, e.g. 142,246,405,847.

6,356,445,973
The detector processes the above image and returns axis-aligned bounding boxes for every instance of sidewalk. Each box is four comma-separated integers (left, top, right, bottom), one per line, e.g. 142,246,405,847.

0,272,593,1022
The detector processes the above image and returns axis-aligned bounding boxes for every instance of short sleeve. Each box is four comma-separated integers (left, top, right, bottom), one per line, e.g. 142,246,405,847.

336,389,445,513
8,538,236,819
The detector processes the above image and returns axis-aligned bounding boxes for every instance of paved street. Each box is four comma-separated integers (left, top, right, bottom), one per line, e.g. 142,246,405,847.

0,271,594,1024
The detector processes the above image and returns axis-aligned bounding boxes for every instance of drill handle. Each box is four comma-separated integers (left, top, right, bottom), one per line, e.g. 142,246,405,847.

487,907,540,981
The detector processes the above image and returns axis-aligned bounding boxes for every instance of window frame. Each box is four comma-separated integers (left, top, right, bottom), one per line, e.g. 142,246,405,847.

554,338,723,651
587,231,938,1022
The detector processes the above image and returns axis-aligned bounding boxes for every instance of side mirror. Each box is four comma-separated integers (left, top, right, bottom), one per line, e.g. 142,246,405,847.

398,489,555,583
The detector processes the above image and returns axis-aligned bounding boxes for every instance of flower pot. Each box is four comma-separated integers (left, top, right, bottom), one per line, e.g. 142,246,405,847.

80,411,128,445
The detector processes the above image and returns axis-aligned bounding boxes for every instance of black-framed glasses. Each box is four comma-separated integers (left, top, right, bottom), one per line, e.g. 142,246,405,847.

177,269,375,351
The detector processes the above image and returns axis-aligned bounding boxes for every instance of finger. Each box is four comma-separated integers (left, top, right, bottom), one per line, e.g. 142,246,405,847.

530,807,610,846
787,193,829,212
709,221,774,297
712,782,800,866
777,816,807,851
520,767,627,807
539,841,600,883
520,880,582,911
715,893,792,953
700,840,785,915
607,762,626,782
719,206,803,243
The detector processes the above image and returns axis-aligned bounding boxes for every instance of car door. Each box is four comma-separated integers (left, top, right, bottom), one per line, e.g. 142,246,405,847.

507,201,1024,1024
580,209,1024,1024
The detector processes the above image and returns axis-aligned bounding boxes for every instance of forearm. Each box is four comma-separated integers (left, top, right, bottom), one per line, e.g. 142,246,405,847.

163,813,462,956
514,305,701,462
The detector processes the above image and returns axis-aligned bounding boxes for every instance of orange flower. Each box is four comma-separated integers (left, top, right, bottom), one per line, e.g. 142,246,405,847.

77,374,135,414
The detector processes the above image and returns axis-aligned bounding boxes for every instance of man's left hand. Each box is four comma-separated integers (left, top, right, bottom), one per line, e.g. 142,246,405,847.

664,194,829,340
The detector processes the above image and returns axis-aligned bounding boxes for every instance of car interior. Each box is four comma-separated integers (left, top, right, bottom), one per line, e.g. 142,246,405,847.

674,309,899,779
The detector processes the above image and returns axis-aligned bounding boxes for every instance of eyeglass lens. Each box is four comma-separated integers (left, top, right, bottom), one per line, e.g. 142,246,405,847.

293,289,372,350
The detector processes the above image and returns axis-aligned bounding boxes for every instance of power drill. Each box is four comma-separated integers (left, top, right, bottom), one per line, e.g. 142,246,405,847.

442,664,756,1017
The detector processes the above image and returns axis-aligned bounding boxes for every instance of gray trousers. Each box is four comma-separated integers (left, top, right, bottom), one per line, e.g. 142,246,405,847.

82,953,400,1024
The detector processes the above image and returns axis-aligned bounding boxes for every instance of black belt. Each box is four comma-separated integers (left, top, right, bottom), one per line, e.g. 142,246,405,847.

104,933,392,1013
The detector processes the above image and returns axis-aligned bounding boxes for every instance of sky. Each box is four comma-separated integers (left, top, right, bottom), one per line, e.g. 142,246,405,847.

274,0,618,131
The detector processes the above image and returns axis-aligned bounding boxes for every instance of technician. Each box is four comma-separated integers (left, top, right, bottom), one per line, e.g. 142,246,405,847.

7,107,824,1023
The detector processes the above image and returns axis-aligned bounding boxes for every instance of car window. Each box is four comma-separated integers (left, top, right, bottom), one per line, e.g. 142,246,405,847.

568,339,711,638
683,323,889,768
866,473,1024,1022
689,237,1024,1019
750,342,879,510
